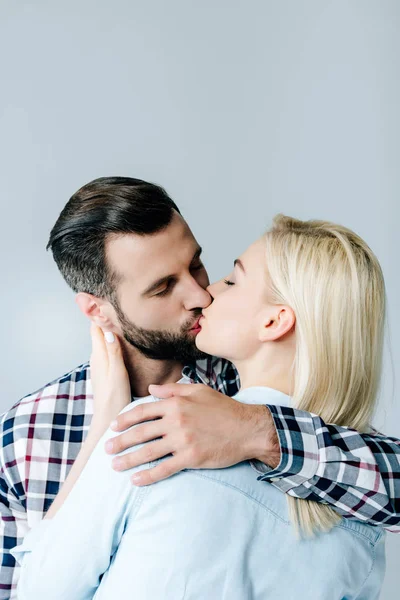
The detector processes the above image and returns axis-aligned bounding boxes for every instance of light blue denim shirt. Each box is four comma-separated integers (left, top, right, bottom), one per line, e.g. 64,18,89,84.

11,380,385,600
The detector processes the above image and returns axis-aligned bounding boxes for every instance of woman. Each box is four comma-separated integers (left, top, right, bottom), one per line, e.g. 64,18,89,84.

12,214,386,599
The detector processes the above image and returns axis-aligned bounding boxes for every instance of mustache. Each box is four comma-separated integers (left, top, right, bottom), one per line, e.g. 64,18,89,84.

183,309,203,332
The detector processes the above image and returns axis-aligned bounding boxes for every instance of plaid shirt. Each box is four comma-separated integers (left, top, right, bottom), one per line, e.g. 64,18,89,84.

1,357,399,599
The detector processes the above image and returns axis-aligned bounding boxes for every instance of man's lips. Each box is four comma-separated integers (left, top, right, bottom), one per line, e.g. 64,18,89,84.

190,316,203,331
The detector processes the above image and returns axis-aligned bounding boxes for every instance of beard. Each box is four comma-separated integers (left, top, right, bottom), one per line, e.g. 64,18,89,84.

113,302,210,363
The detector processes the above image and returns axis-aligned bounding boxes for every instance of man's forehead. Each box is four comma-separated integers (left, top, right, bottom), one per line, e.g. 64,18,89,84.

106,226,200,284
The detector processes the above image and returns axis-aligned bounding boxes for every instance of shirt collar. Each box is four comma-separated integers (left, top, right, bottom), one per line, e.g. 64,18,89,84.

233,386,291,407
182,362,210,385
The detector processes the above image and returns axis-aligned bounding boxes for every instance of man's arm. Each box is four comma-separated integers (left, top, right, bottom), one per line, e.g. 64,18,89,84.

107,383,400,529
251,404,400,530
0,476,29,600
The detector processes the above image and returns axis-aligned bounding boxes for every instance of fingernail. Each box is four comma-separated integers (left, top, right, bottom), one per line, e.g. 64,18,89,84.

113,458,123,470
110,420,118,430
131,473,142,484
105,440,114,452
105,332,115,343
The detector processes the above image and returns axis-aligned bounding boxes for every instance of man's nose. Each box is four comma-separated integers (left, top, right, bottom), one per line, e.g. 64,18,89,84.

184,279,212,310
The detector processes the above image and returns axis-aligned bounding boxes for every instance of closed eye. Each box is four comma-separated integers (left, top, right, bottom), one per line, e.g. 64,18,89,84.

224,279,235,286
155,280,176,297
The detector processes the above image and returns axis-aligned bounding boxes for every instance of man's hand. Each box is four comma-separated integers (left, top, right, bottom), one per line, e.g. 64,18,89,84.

105,383,281,486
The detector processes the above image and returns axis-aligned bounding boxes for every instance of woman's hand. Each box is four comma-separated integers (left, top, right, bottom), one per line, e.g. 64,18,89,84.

89,323,132,429
45,326,132,519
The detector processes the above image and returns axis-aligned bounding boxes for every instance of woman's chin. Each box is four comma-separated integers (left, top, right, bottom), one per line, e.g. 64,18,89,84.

195,328,209,353
195,326,232,363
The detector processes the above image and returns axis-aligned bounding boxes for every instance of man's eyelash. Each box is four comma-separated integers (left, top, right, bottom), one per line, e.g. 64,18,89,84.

224,279,235,286
155,281,175,297
156,288,169,297
155,265,203,298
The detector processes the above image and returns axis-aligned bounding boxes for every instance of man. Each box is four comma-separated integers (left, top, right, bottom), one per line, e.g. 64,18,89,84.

1,176,399,598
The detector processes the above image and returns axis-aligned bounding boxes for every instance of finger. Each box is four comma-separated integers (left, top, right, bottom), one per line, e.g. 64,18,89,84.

149,383,199,398
130,456,186,486
111,400,169,431
90,323,108,365
111,438,173,472
105,420,165,454
102,329,125,371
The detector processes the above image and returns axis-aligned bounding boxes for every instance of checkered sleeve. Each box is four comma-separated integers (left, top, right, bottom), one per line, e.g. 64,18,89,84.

250,405,400,531
0,467,28,599
0,361,93,599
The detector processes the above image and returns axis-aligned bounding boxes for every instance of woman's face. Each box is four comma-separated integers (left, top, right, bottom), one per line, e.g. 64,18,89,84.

196,237,273,361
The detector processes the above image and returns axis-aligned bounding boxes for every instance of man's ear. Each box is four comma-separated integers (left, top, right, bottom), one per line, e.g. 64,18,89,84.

75,292,116,329
258,305,295,343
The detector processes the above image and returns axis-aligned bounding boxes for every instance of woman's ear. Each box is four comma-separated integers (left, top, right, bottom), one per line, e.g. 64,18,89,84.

258,305,295,343
75,292,116,330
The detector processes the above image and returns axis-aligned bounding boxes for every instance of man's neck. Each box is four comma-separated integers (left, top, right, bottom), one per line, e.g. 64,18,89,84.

121,343,184,398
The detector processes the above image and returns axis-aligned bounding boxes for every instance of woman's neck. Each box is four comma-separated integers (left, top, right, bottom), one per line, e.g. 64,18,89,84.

234,353,295,396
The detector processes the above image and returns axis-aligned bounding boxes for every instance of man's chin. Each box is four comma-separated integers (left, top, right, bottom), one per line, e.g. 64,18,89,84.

124,332,209,363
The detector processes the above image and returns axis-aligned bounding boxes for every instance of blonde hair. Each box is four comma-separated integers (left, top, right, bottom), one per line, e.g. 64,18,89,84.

263,214,386,537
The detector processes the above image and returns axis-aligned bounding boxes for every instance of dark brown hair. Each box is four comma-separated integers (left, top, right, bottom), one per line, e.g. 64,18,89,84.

47,176,181,302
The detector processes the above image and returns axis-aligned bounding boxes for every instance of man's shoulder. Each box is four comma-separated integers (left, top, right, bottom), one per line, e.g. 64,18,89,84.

0,361,92,502
0,361,92,427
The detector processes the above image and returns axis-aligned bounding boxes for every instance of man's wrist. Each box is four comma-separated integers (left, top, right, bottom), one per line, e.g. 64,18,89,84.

244,405,281,469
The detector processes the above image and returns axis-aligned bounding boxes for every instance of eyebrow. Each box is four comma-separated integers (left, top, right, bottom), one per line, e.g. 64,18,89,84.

142,246,203,296
234,258,245,273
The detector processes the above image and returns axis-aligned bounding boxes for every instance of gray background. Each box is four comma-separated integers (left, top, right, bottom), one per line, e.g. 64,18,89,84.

0,1,398,596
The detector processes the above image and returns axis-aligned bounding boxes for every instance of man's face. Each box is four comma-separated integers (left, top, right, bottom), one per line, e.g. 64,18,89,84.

105,211,212,362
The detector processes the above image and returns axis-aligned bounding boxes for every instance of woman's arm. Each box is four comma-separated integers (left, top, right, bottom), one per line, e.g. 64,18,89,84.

10,406,150,600
45,325,132,519
45,418,111,520
9,325,142,600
